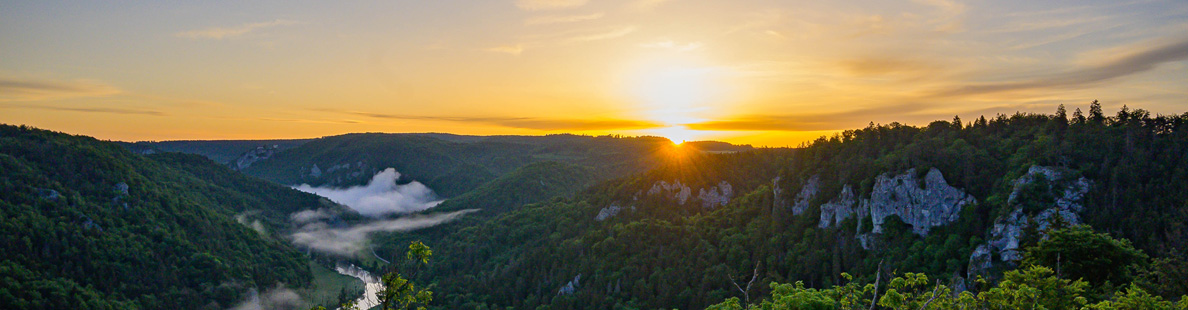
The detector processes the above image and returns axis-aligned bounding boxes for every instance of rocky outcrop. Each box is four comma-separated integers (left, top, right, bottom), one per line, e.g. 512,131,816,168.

36,188,61,201
868,168,975,235
114,182,129,195
308,164,322,178
790,175,820,216
698,181,734,209
112,183,130,210
647,180,734,209
234,145,281,170
648,180,691,205
819,185,861,228
792,168,973,235
968,166,1090,279
596,204,635,221
557,274,581,295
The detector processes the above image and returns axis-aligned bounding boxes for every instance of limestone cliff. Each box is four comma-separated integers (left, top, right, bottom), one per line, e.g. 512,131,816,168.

805,168,974,235
646,179,735,209
968,166,1090,279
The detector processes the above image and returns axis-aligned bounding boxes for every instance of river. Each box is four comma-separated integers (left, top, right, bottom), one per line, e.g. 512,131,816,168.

335,264,384,310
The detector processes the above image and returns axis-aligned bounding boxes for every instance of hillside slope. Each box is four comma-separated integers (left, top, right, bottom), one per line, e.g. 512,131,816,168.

0,125,348,309
240,133,685,197
414,104,1188,309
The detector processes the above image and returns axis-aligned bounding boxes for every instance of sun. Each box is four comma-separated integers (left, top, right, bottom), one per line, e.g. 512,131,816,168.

621,58,734,143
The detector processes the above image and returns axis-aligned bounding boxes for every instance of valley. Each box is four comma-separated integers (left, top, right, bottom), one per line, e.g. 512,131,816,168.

4,104,1188,309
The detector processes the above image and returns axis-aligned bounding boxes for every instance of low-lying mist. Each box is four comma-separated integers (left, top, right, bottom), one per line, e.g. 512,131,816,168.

289,209,478,256
294,168,442,217
288,167,476,257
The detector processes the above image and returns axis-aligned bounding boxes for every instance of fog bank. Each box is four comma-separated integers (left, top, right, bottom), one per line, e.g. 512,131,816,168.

294,168,443,217
290,209,479,256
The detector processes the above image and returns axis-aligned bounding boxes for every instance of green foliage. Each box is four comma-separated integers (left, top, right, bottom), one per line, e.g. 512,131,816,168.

1024,225,1148,286
0,125,332,309
378,242,434,310
240,133,678,198
397,103,1188,309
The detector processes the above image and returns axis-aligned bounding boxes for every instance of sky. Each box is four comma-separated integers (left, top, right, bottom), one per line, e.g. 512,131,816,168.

1,0,1186,147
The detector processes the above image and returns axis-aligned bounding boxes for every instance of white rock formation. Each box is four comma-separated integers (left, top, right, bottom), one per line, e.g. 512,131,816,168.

647,180,734,208
819,185,860,228
596,205,635,221
978,166,1090,264
790,175,820,216
698,181,734,209
648,180,691,205
867,168,975,235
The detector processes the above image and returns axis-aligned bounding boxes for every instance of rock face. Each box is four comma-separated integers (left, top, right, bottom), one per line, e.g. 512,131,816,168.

648,180,692,205
595,204,634,221
234,145,280,170
967,166,1090,279
868,168,975,235
807,168,974,235
790,175,821,216
647,180,734,209
557,274,581,295
36,188,61,201
819,185,860,228
698,181,734,209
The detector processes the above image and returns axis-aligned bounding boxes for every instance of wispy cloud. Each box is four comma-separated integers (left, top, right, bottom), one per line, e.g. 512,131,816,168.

1,103,164,116
0,77,120,101
484,44,526,55
290,209,478,256
836,57,941,77
686,103,934,132
912,0,966,33
348,111,663,131
515,0,587,11
564,26,637,43
935,36,1188,97
175,19,297,40
524,12,604,26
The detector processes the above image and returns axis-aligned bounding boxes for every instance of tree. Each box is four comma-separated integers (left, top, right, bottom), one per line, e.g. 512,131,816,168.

377,241,434,310
1090,100,1106,123
1023,225,1148,287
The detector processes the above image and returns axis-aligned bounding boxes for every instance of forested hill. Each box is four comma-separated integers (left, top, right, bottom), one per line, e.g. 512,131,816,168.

237,133,712,197
405,103,1188,309
0,125,349,309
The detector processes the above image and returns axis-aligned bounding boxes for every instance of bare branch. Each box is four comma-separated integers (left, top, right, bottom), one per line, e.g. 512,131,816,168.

729,261,762,305
870,260,883,310
918,279,942,310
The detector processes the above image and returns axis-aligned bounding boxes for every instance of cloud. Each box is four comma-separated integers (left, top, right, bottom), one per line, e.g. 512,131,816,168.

1,103,165,116
289,209,479,256
837,57,939,76
935,36,1188,97
228,286,303,310
524,12,604,26
911,0,966,33
686,103,934,131
175,19,296,40
516,0,587,11
335,110,664,131
294,168,443,217
564,26,637,43
234,213,267,235
0,77,120,101
641,40,702,51
484,44,525,55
